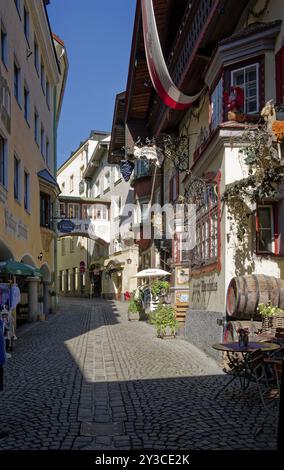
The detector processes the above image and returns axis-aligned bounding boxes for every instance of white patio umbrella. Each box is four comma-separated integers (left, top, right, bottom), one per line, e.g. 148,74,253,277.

133,268,171,278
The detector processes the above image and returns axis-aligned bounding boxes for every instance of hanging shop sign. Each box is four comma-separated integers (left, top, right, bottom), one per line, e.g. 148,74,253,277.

56,218,110,243
57,219,76,234
119,160,135,182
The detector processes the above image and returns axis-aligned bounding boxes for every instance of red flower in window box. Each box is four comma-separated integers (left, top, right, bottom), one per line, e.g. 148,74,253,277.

224,86,244,112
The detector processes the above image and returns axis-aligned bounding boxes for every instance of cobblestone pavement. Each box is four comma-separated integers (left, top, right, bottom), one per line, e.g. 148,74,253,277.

0,298,279,450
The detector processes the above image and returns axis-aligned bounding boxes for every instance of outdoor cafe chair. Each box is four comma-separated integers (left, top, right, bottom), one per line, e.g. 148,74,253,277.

246,349,280,418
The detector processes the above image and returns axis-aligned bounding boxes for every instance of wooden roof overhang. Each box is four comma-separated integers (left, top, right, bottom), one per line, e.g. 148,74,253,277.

108,92,126,164
125,0,250,142
124,0,188,151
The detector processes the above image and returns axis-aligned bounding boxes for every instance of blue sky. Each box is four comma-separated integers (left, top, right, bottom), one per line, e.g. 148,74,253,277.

47,0,136,167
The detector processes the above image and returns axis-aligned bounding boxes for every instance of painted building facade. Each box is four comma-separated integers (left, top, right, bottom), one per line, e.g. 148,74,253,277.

110,0,284,356
56,131,111,297
0,0,67,320
84,123,139,300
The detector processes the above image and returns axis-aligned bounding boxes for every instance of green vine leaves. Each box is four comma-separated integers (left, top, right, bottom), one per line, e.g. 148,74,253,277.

222,124,284,242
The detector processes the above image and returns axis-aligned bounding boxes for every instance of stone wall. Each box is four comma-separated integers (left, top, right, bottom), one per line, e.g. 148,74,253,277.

185,309,224,361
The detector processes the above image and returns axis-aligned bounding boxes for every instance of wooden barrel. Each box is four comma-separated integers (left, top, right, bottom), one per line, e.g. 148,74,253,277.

226,275,284,319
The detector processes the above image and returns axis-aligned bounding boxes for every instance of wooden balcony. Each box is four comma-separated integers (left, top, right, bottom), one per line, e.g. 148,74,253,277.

147,0,249,134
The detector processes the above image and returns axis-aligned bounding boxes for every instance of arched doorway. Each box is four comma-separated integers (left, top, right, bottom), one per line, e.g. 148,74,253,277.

21,253,36,267
19,254,38,322
0,238,14,262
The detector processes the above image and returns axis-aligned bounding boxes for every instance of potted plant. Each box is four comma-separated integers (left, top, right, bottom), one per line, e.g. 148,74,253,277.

150,280,169,300
257,301,284,334
127,299,141,321
149,303,179,339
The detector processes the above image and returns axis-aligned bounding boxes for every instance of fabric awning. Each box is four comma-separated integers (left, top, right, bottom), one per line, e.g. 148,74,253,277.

0,261,42,277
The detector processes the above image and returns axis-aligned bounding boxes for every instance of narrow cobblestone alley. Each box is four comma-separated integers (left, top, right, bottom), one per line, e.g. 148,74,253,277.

0,298,279,450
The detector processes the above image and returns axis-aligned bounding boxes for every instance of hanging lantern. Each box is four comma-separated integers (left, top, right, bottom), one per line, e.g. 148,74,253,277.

119,160,135,182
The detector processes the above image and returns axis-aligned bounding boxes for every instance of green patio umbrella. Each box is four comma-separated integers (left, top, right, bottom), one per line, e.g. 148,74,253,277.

0,261,42,277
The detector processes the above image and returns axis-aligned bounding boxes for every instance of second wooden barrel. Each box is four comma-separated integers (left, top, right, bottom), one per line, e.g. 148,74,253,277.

226,275,284,318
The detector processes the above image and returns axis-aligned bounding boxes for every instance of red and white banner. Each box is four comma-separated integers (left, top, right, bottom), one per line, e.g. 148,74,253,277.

141,0,203,110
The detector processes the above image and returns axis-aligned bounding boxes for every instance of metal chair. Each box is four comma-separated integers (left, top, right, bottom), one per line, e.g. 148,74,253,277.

247,349,280,412
247,349,281,437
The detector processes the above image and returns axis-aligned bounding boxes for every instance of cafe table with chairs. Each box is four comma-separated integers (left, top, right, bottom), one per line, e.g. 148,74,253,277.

212,340,281,409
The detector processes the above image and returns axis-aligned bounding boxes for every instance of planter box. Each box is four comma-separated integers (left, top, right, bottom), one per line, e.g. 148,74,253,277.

158,326,176,339
262,314,284,334
128,311,139,321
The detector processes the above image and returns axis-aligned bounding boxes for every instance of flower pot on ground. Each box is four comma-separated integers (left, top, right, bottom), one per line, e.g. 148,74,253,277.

257,301,284,334
149,303,179,339
127,299,141,321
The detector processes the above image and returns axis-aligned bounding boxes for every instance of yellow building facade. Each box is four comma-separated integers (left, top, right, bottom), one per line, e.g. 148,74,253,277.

0,0,67,320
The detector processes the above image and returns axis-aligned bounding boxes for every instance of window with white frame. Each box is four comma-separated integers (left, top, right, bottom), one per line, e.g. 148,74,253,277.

61,239,66,256
113,196,121,218
24,170,30,212
256,205,275,254
14,155,21,202
24,84,30,123
210,78,223,130
114,166,121,182
14,0,21,16
82,204,90,220
46,80,50,108
0,135,7,188
70,175,74,192
80,165,85,180
1,22,8,67
94,206,108,220
34,109,39,144
41,59,45,94
70,238,75,253
68,203,79,219
24,4,30,43
74,267,79,290
94,180,100,197
40,125,45,156
66,269,71,291
193,185,219,265
46,137,50,167
104,171,110,190
59,203,66,217
59,270,63,291
34,37,39,75
14,60,21,104
231,64,259,114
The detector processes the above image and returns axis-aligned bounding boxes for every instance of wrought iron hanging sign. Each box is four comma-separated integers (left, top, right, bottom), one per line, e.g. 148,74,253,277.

141,0,204,109
119,160,135,182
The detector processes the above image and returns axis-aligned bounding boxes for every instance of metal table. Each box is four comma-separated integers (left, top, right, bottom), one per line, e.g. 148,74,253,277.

212,341,280,399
